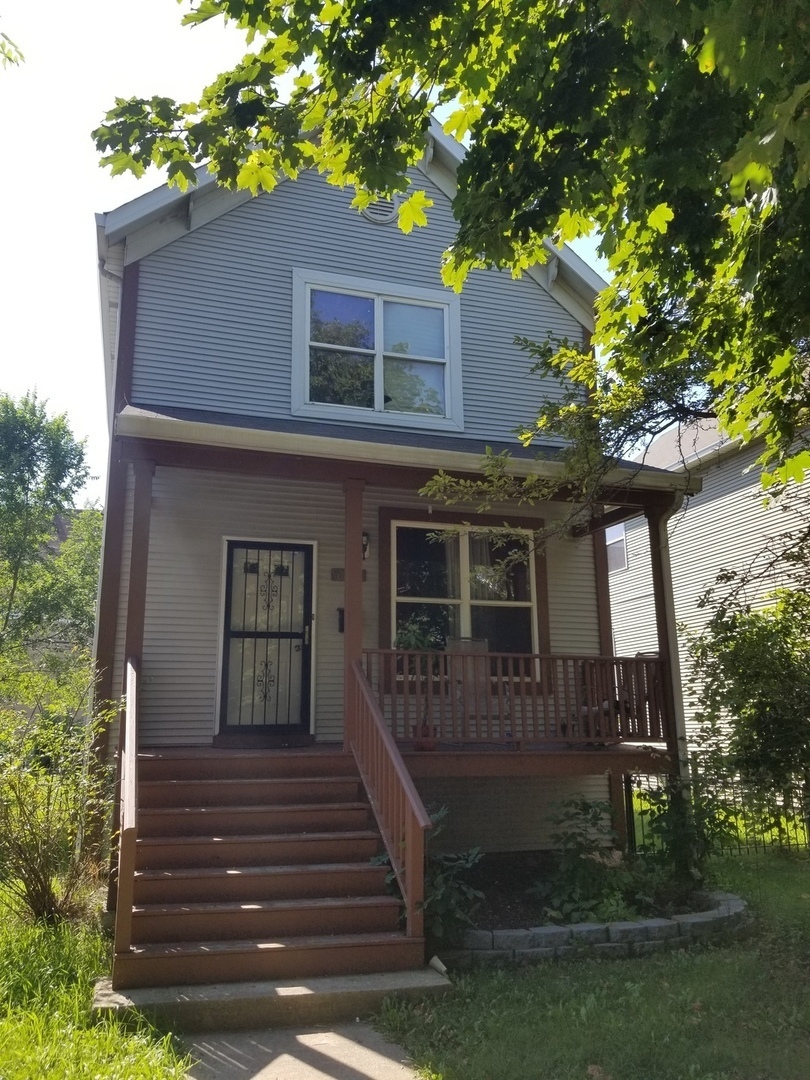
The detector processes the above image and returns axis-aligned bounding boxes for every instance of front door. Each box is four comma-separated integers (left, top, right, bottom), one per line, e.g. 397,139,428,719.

220,541,314,735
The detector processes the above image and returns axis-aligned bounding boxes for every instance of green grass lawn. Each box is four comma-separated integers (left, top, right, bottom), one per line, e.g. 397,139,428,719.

0,910,190,1080
378,853,810,1080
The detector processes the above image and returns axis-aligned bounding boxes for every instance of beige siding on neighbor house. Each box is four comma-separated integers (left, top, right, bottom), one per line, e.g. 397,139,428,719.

609,444,807,736
608,515,657,656
120,473,602,745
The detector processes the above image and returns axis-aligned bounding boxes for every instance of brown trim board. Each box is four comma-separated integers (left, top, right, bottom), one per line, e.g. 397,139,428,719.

94,262,140,750
117,436,680,510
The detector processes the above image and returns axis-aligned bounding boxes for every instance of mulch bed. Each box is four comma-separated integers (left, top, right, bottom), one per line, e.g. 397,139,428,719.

467,851,553,930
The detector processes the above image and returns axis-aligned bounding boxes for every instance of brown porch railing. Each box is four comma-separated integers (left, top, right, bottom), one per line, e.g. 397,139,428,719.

346,660,432,938
362,650,670,746
113,657,139,956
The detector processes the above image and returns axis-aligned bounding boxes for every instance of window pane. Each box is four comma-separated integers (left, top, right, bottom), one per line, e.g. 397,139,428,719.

471,606,533,653
395,602,460,650
310,348,373,408
606,538,627,573
384,358,446,415
468,535,531,601
383,302,444,358
396,527,460,598
310,290,374,349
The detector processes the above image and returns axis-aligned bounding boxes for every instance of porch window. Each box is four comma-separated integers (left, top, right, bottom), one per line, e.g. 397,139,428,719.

292,269,463,431
605,522,627,573
392,523,537,653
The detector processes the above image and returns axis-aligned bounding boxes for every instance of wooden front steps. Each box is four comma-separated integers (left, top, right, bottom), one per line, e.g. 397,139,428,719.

112,748,424,990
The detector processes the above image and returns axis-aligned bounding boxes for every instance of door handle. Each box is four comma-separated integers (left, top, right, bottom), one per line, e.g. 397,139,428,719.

304,624,310,646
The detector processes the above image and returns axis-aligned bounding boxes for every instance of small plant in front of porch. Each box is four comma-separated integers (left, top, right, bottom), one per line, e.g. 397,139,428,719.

529,797,703,924
528,798,634,923
376,805,484,945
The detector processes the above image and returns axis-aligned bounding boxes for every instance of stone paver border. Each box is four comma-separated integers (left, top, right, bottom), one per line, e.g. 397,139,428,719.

441,891,748,969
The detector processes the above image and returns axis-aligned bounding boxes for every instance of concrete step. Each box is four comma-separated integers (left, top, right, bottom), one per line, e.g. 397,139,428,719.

93,968,450,1032
133,862,390,904
111,932,426,989
138,776,363,808
138,803,371,838
130,895,402,943
135,830,381,870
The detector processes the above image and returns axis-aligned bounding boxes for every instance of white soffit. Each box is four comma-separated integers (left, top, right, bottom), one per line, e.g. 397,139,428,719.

115,405,699,496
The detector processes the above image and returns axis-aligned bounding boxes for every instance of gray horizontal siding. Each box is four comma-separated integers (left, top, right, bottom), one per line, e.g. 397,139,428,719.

137,467,346,745
417,775,610,851
131,169,581,445
127,477,601,745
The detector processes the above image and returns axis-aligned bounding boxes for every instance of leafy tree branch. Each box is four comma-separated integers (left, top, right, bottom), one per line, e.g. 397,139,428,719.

94,1,810,487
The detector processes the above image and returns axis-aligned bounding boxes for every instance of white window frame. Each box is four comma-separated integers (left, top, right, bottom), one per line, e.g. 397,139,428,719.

605,522,628,574
390,520,539,651
292,268,464,432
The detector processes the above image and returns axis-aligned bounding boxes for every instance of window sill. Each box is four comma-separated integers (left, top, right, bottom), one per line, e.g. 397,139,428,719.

292,401,464,433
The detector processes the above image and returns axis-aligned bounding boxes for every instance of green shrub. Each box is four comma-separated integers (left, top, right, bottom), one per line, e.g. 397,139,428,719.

530,797,698,923
0,661,113,922
377,805,484,945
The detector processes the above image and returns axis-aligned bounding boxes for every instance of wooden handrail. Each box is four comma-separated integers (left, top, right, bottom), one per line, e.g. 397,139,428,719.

113,657,139,955
347,659,432,939
363,649,671,747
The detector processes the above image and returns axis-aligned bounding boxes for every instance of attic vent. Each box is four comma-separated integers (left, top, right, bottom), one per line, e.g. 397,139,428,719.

361,195,399,224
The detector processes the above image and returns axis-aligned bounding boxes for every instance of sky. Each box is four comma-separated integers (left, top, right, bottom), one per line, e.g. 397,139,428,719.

0,1,604,504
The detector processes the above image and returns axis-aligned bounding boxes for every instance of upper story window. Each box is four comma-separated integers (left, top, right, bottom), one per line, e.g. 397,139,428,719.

292,269,463,431
605,522,627,573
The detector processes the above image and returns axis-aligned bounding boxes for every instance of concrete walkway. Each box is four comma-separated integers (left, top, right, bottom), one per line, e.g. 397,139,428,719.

185,1023,418,1080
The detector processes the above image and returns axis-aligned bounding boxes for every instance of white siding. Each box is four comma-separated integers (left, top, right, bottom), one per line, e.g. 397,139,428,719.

131,170,582,445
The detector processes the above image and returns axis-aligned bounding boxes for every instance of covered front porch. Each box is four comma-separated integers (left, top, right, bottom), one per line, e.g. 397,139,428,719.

100,423,689,987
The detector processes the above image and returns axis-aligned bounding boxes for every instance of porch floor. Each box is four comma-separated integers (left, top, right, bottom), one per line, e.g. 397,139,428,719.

139,741,675,779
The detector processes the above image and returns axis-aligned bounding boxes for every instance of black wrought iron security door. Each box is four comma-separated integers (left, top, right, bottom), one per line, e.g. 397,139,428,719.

220,542,313,732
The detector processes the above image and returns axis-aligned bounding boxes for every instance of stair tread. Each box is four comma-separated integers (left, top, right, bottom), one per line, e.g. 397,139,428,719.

140,802,368,814
121,931,414,958
137,830,379,845
133,895,400,916
135,862,385,880
140,776,360,787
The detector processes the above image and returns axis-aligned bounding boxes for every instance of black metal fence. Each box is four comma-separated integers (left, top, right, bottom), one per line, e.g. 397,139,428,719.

629,754,810,856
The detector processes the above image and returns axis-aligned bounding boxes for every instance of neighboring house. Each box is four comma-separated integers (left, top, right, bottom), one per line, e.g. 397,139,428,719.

95,121,695,992
609,422,807,740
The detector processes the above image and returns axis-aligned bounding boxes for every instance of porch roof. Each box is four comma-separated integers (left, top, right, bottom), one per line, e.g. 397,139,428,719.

115,404,702,500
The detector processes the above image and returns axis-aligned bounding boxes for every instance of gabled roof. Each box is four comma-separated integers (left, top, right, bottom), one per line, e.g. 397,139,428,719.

96,119,605,332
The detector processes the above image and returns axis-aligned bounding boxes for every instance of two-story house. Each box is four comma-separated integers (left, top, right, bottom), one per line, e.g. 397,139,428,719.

95,122,696,992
